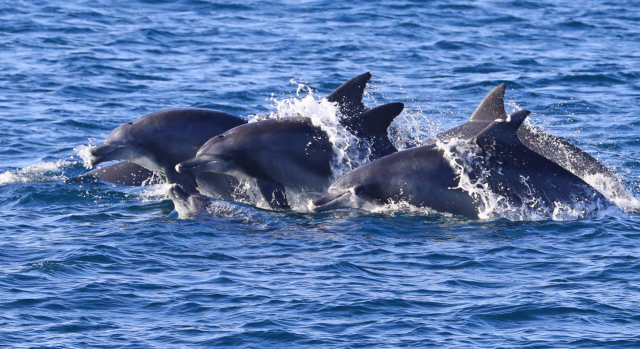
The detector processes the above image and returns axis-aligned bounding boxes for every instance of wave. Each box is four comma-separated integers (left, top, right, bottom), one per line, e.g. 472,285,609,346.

0,160,73,185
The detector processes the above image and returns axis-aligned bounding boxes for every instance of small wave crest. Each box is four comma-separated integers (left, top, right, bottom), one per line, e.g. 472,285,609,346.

371,200,445,216
0,160,75,185
204,201,265,223
138,183,171,202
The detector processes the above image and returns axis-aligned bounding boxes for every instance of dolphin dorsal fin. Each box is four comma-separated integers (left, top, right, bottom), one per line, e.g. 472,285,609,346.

326,72,372,117
475,110,531,147
341,102,404,137
469,83,508,122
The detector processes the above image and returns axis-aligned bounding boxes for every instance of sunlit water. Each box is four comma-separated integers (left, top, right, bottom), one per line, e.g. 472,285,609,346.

2,1,640,347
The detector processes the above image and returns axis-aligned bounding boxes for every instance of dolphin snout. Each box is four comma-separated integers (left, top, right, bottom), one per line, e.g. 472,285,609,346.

175,158,207,174
176,156,229,174
308,190,354,212
167,183,189,202
89,144,125,166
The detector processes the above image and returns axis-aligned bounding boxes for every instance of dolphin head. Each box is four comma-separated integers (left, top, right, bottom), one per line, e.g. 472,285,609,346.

175,153,235,175
308,188,357,212
89,122,159,170
175,133,239,176
308,182,376,212
167,183,211,218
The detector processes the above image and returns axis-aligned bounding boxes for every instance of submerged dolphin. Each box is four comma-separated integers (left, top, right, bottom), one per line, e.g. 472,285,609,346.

86,73,374,196
64,160,158,186
310,110,610,218
176,103,405,210
427,84,628,199
167,183,213,219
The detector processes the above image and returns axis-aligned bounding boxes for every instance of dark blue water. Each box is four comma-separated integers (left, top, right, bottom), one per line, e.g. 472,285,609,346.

2,1,640,347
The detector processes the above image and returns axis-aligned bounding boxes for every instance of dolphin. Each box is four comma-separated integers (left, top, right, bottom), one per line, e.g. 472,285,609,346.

167,183,213,219
86,72,375,196
88,108,247,197
176,102,405,210
425,83,628,199
309,110,610,218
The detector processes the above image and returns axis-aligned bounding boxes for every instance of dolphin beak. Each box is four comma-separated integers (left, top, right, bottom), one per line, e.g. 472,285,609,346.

308,190,354,212
167,183,190,203
89,144,125,167
176,156,227,174
175,158,210,174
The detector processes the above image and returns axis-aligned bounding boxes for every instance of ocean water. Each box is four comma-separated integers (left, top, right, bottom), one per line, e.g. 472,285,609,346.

2,0,640,347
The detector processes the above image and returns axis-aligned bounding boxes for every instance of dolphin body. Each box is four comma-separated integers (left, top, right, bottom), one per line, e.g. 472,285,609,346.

79,160,158,186
309,110,610,218
176,102,405,210
425,84,628,199
88,108,246,198
85,73,374,197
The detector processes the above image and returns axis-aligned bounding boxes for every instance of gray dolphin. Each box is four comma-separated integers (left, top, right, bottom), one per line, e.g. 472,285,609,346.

89,108,246,197
310,110,610,218
176,103,405,210
426,84,628,199
86,73,374,196
167,183,213,218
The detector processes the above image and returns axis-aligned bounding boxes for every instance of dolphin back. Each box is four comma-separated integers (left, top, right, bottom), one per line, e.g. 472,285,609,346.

473,111,610,213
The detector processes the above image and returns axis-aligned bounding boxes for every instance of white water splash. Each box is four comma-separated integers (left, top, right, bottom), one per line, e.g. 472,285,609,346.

583,172,640,212
371,199,444,217
138,183,171,202
0,160,74,185
230,178,270,210
73,140,97,168
389,105,444,150
505,98,523,115
254,90,371,181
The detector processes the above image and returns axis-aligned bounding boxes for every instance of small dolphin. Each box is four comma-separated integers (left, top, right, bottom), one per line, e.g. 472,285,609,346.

167,183,213,218
176,103,405,210
310,110,610,218
87,73,374,196
426,84,628,199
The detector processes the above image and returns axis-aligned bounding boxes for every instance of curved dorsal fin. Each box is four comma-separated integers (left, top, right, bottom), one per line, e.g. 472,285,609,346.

340,102,404,137
469,83,508,121
475,110,531,147
326,72,372,117
341,102,404,159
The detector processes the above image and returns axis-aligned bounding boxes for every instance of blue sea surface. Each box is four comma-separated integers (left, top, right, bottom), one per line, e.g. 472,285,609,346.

2,0,640,347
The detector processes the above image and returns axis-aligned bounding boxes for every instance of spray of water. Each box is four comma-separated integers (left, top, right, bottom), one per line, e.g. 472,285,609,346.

0,160,74,185
73,139,97,168
253,88,372,181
